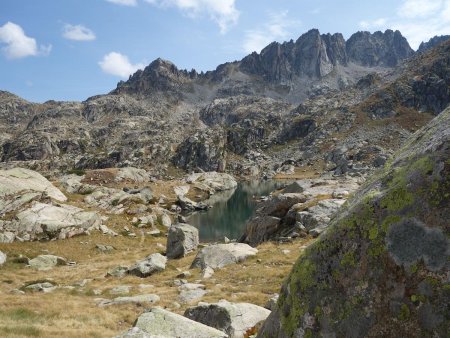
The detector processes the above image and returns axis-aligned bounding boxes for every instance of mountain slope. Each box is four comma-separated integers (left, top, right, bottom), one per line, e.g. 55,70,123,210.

0,30,447,179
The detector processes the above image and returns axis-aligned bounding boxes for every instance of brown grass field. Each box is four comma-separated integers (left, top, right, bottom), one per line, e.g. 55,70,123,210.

0,230,313,337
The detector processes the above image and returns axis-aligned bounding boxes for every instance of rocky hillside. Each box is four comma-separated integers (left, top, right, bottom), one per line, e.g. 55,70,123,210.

418,35,450,53
258,106,450,337
0,30,448,180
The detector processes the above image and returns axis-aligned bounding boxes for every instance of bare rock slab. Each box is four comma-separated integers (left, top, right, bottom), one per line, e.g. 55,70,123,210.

0,167,67,202
16,202,101,240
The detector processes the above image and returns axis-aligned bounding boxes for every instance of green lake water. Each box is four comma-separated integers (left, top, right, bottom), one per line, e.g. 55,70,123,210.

188,180,291,241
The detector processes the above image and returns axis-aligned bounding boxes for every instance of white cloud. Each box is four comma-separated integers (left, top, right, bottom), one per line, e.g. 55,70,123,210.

359,18,387,30
243,11,300,53
63,24,96,41
99,52,144,78
392,20,450,49
0,22,51,59
398,0,442,18
106,0,137,6
358,0,450,50
144,0,239,34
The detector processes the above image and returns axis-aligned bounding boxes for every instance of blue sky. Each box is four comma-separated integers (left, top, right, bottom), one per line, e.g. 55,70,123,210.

0,0,449,102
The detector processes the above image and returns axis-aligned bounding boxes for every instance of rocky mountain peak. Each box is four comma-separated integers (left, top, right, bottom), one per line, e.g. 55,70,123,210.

113,57,197,96
111,28,415,100
346,29,414,67
239,28,348,82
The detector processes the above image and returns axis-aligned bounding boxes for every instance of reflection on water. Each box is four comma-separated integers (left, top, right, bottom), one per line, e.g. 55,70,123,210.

188,180,291,241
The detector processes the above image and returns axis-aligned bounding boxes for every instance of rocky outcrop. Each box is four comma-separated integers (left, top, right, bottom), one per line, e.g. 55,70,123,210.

113,58,196,97
185,300,271,338
14,202,101,241
418,35,450,53
359,39,450,117
191,243,258,269
172,128,227,172
166,223,199,259
117,307,227,338
240,29,348,81
240,178,359,246
0,168,67,214
258,106,450,337
346,29,414,67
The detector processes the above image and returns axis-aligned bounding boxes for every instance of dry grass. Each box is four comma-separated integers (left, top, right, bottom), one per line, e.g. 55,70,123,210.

0,232,313,337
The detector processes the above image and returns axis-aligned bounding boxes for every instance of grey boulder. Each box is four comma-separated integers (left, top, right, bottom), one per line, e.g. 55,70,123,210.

191,243,258,269
185,300,271,338
166,223,199,259
128,253,167,278
28,254,67,270
16,202,101,240
125,307,227,338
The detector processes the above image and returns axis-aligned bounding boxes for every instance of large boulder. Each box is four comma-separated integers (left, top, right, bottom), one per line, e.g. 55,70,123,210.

128,253,167,278
185,300,271,337
258,106,450,337
15,202,101,240
239,193,306,246
166,223,199,259
119,307,227,338
240,216,281,247
191,243,258,270
28,254,66,270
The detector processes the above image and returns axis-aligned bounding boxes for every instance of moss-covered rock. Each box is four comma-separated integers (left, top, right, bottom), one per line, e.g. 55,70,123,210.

258,107,450,337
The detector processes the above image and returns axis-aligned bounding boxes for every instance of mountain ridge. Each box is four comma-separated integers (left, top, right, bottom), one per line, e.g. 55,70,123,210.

113,29,414,103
